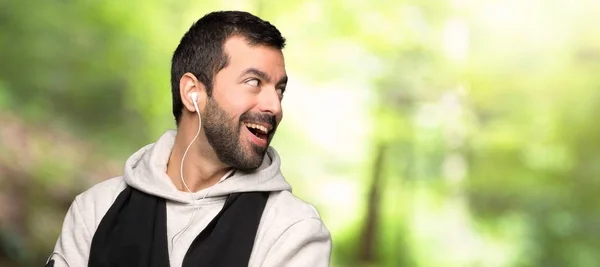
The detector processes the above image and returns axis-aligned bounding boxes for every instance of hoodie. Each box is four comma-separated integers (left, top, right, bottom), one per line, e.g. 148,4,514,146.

48,130,332,267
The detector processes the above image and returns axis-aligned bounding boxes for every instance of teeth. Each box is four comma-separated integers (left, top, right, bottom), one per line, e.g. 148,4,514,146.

245,123,269,134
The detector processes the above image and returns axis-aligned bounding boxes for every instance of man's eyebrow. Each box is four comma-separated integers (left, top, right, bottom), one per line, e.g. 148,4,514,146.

241,68,288,85
278,75,288,86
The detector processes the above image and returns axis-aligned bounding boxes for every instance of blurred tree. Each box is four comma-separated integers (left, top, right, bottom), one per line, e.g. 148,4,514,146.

2,0,600,266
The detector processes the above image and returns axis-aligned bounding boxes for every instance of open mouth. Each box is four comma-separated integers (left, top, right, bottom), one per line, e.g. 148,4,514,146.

244,122,270,141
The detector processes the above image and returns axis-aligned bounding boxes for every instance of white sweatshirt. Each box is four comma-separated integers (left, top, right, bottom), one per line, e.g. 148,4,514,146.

47,130,332,267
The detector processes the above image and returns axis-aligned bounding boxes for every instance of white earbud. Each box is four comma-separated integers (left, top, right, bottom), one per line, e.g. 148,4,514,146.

190,92,199,112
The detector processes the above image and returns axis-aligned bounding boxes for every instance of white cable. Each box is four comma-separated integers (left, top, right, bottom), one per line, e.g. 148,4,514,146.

179,104,201,200
169,103,202,254
169,170,232,255
169,103,234,255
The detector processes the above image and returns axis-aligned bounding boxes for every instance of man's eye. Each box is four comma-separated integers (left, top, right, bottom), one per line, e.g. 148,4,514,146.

246,78,259,86
276,88,285,99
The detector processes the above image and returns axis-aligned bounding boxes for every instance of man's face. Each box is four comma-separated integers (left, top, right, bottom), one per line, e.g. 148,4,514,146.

202,36,287,171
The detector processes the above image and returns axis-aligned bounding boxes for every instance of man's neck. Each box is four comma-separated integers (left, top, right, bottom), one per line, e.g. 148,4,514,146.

166,131,232,193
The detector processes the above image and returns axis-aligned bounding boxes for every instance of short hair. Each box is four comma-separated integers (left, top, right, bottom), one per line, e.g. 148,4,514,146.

170,11,286,126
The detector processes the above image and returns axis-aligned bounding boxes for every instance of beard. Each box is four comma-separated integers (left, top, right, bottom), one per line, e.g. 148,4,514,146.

202,96,277,171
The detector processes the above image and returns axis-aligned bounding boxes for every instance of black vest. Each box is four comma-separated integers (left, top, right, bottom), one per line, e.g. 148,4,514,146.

45,187,268,267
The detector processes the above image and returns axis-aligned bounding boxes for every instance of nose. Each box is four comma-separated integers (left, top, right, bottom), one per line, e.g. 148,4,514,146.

258,87,282,116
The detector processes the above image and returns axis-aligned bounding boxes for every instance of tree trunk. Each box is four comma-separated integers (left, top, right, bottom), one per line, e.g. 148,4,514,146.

358,142,387,263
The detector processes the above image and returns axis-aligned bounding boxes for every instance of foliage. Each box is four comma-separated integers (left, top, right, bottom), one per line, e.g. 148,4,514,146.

1,1,600,266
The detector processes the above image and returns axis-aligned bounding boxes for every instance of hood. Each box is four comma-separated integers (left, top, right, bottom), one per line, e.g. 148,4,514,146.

123,130,292,203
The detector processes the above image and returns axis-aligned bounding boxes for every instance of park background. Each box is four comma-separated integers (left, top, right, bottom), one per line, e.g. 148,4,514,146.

1,0,600,266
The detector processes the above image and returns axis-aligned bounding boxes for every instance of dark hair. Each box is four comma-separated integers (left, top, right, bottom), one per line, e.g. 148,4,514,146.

170,11,286,126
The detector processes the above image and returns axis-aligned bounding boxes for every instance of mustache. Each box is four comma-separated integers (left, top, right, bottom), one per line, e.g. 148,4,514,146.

239,112,277,130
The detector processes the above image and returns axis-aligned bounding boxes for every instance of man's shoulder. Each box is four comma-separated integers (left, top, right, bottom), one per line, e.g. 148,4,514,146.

265,190,325,224
76,176,126,201
60,176,127,233
73,176,127,213
253,190,331,264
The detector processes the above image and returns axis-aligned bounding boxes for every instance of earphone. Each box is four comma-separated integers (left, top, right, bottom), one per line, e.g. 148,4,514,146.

179,91,201,195
170,91,202,252
169,90,233,254
190,92,199,112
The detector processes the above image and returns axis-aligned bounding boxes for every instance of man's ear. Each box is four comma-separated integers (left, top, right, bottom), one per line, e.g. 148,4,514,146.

179,72,207,113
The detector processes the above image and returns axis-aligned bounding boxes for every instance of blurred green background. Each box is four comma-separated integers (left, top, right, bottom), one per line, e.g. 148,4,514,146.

1,0,600,266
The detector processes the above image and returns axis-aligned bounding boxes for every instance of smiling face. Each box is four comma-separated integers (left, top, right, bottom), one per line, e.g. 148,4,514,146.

202,35,287,171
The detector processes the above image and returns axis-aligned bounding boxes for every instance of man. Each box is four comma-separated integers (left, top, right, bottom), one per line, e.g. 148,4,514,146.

46,10,332,267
